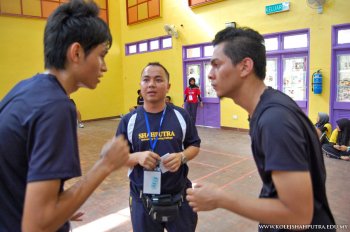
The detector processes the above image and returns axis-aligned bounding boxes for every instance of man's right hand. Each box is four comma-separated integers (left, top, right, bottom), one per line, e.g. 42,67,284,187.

100,135,129,173
138,151,161,170
186,183,221,212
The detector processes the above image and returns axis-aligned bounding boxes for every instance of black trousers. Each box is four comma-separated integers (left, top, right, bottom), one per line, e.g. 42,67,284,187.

185,102,198,124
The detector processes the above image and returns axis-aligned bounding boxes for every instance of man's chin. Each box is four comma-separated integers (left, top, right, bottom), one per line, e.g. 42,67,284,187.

146,98,164,103
215,91,222,98
77,82,97,89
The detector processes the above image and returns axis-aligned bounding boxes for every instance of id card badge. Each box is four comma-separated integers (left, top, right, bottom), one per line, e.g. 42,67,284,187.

189,95,193,101
143,171,161,194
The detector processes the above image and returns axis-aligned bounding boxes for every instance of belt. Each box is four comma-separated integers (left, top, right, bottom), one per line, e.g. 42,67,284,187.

139,190,184,206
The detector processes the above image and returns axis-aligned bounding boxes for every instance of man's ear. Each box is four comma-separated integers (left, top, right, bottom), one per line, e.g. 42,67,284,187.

240,57,254,77
167,83,171,93
67,42,82,63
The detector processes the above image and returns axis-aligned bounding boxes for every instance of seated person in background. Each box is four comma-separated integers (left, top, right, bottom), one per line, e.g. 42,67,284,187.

165,95,174,105
322,118,350,161
332,145,350,161
129,89,144,112
315,112,331,144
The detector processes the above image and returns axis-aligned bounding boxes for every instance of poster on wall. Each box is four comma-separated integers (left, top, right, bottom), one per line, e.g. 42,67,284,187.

204,63,217,98
265,58,278,89
337,54,350,102
283,57,307,101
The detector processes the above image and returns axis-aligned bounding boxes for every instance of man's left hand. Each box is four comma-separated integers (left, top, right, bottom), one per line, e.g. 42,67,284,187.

162,153,182,172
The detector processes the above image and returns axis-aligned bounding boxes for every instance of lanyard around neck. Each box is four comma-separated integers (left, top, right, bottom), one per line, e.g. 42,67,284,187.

144,107,167,152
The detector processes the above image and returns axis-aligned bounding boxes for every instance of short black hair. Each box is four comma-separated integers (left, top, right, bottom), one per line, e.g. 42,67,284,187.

212,27,266,80
44,0,112,69
141,62,170,82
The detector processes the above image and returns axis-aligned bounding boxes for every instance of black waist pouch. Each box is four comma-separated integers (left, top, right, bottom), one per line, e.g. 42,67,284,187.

149,204,179,222
143,194,182,222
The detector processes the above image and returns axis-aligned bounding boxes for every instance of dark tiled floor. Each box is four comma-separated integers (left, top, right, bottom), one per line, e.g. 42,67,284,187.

68,119,350,232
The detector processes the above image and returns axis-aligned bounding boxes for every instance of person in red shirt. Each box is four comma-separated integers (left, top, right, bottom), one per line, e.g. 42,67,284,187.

184,77,203,124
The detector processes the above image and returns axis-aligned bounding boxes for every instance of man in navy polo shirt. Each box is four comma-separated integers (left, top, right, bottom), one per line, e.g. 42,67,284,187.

116,62,201,232
0,1,129,231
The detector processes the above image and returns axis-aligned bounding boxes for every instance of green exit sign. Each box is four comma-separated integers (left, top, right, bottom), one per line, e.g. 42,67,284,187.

265,2,290,15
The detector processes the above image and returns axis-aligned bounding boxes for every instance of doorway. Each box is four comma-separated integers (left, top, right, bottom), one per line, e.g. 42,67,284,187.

184,61,220,128
330,24,350,126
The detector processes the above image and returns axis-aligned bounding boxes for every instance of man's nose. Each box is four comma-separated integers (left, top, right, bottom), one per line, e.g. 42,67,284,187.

208,68,214,80
148,78,156,86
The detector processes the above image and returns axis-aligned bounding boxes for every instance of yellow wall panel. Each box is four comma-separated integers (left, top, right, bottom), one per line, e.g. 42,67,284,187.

0,16,45,100
41,1,59,18
0,0,108,19
137,2,148,20
128,0,137,7
148,0,159,17
94,0,106,9
99,9,108,23
22,0,41,17
127,0,160,24
190,0,205,5
128,6,137,24
0,1,124,120
1,0,21,14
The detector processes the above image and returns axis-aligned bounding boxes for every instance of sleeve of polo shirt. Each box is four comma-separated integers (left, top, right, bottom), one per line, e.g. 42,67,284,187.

259,107,309,171
116,114,134,153
27,100,80,182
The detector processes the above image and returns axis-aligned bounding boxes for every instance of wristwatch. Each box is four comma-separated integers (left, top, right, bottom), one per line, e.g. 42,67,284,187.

181,152,188,165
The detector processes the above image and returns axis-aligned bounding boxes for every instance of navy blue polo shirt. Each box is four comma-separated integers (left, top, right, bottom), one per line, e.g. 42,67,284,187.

0,73,81,232
116,104,201,195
